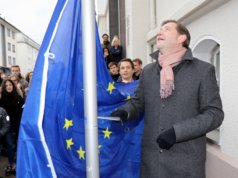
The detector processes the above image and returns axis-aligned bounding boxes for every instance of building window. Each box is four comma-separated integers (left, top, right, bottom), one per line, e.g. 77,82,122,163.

12,44,15,53
8,56,12,65
12,57,16,65
7,28,11,37
8,42,11,51
211,45,220,87
12,31,15,39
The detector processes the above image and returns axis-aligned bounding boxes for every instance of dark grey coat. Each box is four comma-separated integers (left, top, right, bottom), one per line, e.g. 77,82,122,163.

121,49,224,178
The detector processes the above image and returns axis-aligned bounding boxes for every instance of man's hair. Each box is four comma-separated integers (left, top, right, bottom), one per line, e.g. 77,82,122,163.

10,65,24,79
132,58,142,65
11,65,20,69
161,20,191,48
118,58,134,69
108,61,118,68
102,33,109,38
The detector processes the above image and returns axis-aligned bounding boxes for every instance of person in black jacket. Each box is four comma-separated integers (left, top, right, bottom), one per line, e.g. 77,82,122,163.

0,107,16,175
108,62,120,82
101,33,111,49
103,47,114,68
110,36,123,63
0,79,24,142
132,58,143,80
0,79,24,175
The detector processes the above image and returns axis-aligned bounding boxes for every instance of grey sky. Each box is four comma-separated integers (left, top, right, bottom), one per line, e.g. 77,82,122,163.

0,0,57,44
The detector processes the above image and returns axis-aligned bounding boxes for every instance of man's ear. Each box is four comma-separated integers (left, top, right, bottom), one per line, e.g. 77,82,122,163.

178,34,187,44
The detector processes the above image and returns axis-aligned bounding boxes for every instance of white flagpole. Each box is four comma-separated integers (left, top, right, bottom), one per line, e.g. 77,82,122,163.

81,0,99,178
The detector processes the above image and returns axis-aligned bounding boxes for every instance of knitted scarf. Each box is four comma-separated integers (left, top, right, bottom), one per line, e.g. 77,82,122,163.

158,47,187,99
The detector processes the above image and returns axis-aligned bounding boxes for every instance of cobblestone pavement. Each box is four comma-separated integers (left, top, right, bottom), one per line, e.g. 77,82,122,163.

0,156,15,178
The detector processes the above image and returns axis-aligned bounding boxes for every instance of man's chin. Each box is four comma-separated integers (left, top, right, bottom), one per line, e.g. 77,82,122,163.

156,43,161,49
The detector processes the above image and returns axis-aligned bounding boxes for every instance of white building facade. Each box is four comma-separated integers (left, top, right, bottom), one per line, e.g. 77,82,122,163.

15,33,39,75
0,17,39,75
97,0,238,176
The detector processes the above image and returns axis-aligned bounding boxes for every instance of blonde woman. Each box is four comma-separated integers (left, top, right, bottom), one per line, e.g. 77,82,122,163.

110,35,123,63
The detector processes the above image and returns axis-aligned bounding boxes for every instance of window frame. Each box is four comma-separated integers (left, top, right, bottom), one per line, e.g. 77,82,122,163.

7,42,11,51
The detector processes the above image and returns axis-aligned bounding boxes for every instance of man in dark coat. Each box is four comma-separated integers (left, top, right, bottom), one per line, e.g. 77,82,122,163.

108,62,120,82
101,33,111,49
111,20,224,178
132,58,143,80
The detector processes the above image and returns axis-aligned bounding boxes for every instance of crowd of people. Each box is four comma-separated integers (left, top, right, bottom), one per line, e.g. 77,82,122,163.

0,33,141,177
0,65,33,176
101,33,143,83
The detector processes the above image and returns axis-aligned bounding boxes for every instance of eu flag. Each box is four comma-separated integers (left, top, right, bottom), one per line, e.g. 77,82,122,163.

17,0,143,177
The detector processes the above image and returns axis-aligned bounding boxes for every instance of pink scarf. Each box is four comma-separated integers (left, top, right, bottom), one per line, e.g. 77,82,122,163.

158,48,187,99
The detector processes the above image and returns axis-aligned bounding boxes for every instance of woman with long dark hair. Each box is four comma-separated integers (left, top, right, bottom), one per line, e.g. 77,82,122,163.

0,79,24,174
0,79,24,139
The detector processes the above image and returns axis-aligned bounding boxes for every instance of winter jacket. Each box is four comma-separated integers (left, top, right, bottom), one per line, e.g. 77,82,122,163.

121,49,224,178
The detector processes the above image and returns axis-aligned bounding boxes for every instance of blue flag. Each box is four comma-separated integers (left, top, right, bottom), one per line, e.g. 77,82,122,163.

17,0,143,177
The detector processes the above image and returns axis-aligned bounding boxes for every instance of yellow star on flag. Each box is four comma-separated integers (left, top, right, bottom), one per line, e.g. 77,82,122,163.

125,95,131,101
66,138,74,150
63,118,73,130
102,127,112,139
77,146,86,159
106,82,116,94
98,145,102,154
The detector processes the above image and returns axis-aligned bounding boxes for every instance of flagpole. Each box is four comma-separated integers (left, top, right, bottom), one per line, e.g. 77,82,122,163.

82,0,99,178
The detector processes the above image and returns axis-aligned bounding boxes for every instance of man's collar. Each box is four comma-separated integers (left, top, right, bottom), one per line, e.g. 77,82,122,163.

150,48,194,61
